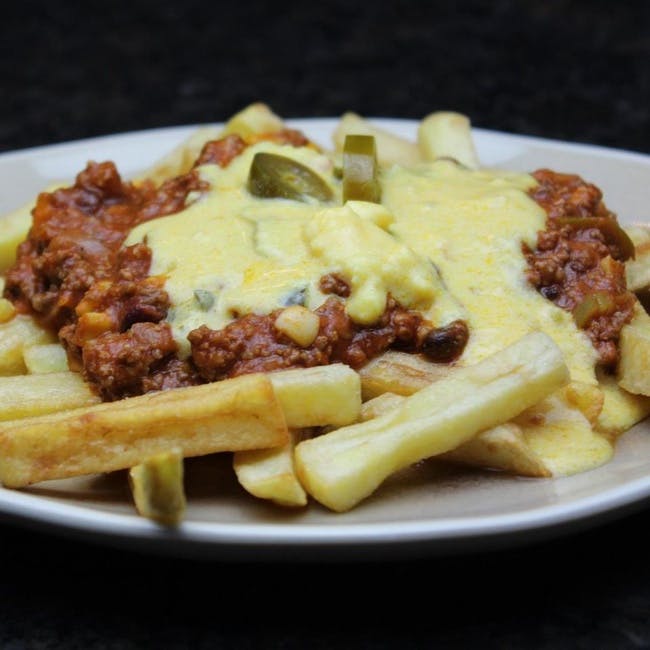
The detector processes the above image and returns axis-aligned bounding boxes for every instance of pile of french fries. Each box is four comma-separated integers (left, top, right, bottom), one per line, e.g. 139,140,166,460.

1,103,649,523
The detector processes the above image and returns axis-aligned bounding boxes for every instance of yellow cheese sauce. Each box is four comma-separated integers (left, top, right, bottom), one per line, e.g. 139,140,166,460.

381,160,599,385
127,142,443,357
127,144,619,475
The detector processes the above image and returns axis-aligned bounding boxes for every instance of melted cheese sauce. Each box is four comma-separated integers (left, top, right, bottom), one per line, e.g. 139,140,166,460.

381,160,599,385
126,143,616,475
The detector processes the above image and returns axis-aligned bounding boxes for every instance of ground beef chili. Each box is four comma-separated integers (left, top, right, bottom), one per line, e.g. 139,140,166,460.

3,159,208,399
526,169,637,368
3,130,469,400
188,296,468,382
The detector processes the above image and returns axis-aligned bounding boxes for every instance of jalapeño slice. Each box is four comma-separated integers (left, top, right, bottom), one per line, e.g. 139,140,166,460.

247,152,333,203
342,134,381,203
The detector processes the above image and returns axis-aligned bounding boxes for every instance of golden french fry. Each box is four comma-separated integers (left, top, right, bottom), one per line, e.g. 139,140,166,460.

295,331,569,512
137,103,286,185
232,365,360,507
332,113,421,167
269,364,361,428
234,430,307,507
220,102,285,139
0,183,63,272
23,343,69,374
136,126,224,185
0,315,57,376
0,371,100,421
516,394,613,475
417,112,480,169
129,449,186,526
358,350,451,400
360,391,551,478
596,368,650,439
0,298,15,323
0,373,288,488
618,306,650,396
624,224,650,292
442,423,551,478
560,381,604,426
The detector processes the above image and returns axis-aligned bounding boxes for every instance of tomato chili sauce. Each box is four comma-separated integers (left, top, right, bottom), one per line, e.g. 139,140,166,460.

525,169,637,369
3,131,468,401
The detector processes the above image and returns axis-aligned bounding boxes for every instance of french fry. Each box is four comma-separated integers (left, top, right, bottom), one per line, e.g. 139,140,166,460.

417,111,480,170
360,391,551,477
138,103,286,185
23,343,69,374
0,298,15,324
0,371,100,421
0,373,288,488
269,364,361,428
136,126,224,186
129,449,186,525
0,183,63,272
0,315,57,376
233,365,361,506
618,305,650,396
560,381,604,426
596,367,650,439
220,102,285,139
516,394,613,475
443,423,551,477
0,201,34,273
295,331,569,512
332,113,421,167
358,350,450,399
234,430,307,507
624,224,650,292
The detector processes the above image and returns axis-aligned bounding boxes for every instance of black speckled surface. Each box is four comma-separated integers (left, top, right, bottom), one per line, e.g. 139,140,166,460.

1,0,650,647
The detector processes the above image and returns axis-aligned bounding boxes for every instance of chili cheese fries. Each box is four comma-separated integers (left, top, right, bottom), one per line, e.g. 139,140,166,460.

0,103,649,519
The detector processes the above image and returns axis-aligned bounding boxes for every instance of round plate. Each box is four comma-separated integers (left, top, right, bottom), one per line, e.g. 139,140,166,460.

1,119,649,560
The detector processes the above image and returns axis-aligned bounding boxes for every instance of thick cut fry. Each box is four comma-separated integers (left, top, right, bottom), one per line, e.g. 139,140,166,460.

136,126,224,185
234,430,307,507
0,315,57,376
560,381,604,426
0,373,288,488
596,368,650,439
332,113,421,167
417,111,480,170
233,365,360,506
360,392,551,477
358,350,451,400
220,102,285,139
268,364,361,428
129,449,186,525
624,224,650,292
0,183,63,272
442,423,551,477
137,103,286,185
295,331,569,512
0,202,34,273
0,371,100,421
618,306,650,396
23,343,69,374
516,394,613,475
0,298,15,323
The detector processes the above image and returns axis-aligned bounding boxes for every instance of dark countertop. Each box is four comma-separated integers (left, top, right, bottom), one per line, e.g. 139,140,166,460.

1,0,650,648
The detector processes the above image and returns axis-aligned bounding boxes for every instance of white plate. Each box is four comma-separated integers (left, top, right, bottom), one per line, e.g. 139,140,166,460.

1,119,649,560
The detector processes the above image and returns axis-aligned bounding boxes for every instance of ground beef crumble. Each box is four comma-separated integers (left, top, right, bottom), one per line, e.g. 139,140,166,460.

526,169,637,368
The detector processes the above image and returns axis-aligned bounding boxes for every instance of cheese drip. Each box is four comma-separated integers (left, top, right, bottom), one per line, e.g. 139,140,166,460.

126,142,438,357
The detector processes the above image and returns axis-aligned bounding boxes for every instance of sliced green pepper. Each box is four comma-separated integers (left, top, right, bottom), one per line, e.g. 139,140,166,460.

572,291,616,328
555,216,635,261
342,134,381,203
247,153,333,203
